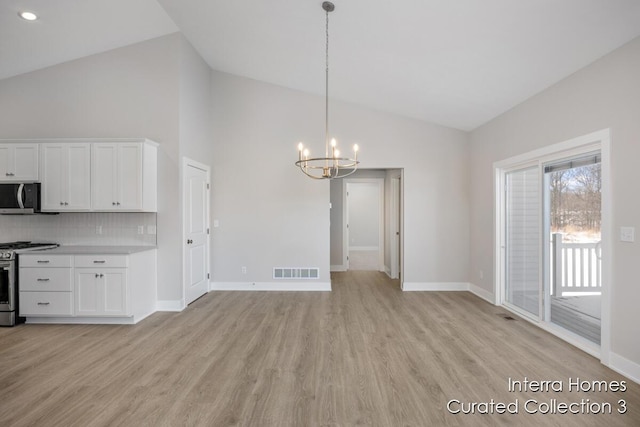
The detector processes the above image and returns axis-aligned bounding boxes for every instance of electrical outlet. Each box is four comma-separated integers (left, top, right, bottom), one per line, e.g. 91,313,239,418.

137,226,144,235
241,266,247,274
96,225,102,235
147,225,156,235
620,226,635,242
479,270,484,280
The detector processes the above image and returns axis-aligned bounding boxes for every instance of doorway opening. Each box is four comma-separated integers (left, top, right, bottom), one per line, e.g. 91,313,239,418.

329,169,403,283
346,179,384,271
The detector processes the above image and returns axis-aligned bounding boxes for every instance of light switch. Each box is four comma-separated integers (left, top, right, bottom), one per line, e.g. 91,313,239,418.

620,226,635,242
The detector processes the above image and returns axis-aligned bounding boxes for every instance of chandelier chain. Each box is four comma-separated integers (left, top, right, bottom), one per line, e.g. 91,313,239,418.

325,6,330,158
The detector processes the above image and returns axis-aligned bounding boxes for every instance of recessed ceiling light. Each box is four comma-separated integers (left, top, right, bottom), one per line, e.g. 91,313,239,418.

19,11,38,21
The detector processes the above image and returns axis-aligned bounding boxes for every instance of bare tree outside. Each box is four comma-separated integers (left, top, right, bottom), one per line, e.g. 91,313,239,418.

549,163,601,243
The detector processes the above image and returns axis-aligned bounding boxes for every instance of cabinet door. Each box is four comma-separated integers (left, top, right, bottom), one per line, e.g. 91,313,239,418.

91,143,118,210
117,144,143,210
66,144,91,210
41,144,91,211
103,270,127,315
0,145,10,179
75,270,101,315
40,144,66,210
13,144,39,181
0,144,38,182
75,268,128,316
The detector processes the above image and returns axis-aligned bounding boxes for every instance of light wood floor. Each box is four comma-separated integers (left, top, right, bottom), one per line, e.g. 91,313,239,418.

1,271,638,426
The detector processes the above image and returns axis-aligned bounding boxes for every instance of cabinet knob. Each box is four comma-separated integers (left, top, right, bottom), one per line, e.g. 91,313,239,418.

64,202,69,206
37,278,50,282
37,302,50,306
60,202,64,206
187,239,193,244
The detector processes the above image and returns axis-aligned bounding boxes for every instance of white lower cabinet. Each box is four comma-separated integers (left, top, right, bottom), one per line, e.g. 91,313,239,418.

20,292,73,316
19,249,156,324
19,255,73,317
75,268,127,316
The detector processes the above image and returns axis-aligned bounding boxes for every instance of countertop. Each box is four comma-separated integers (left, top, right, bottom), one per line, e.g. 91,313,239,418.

28,245,157,255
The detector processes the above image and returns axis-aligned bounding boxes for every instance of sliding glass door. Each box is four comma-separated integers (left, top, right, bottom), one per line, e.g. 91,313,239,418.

500,146,604,351
496,130,609,357
504,166,541,318
544,153,602,344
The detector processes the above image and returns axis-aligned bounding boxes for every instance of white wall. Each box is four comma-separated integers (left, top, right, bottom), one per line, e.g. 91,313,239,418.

0,33,184,302
348,183,382,248
210,70,470,285
179,38,214,163
469,36,640,373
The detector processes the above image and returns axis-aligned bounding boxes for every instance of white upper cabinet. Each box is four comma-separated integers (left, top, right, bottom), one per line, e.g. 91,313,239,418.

0,143,39,182
91,141,157,212
40,143,91,211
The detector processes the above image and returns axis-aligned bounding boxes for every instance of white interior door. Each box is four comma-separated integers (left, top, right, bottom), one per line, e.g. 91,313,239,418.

390,177,402,279
184,159,210,305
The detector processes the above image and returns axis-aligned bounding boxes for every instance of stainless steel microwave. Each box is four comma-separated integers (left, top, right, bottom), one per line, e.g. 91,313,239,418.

0,183,41,214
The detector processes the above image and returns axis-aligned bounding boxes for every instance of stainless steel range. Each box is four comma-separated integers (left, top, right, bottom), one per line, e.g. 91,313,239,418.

0,241,58,326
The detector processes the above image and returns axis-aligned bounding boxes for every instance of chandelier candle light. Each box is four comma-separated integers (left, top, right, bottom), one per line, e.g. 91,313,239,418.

295,1,360,179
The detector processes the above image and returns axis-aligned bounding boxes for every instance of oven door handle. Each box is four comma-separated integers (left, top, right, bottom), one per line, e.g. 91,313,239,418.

17,183,25,209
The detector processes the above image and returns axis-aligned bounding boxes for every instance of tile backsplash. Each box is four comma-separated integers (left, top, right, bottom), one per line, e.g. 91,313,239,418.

0,212,157,246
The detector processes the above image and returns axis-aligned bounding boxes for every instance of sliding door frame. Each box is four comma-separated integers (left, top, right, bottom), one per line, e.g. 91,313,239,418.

493,129,611,364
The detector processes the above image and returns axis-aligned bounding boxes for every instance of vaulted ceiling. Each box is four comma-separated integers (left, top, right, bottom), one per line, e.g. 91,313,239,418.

3,0,640,130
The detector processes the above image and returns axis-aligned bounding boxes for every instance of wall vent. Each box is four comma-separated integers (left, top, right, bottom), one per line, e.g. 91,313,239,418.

273,267,319,280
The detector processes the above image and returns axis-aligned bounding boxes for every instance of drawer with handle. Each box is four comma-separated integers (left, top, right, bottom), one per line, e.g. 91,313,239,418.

19,255,73,268
74,255,128,268
19,291,73,316
19,268,73,291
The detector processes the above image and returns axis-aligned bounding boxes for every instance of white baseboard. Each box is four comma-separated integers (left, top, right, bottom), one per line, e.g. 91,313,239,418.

26,317,137,325
402,282,470,291
156,300,185,312
210,281,331,291
331,264,347,272
468,283,495,304
609,352,640,384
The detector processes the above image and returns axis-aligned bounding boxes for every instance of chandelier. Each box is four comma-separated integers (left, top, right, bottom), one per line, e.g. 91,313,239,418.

295,1,360,179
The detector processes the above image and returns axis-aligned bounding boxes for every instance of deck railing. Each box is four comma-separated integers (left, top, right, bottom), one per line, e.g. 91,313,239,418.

552,233,601,296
